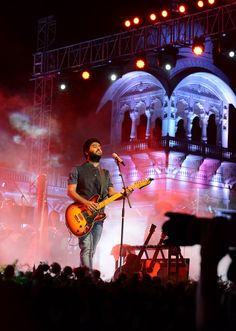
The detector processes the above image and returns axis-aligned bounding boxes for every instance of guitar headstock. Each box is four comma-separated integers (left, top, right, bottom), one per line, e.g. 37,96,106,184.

129,178,154,190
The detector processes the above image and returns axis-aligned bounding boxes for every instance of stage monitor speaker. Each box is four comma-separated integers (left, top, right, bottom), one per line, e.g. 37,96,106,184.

142,258,190,281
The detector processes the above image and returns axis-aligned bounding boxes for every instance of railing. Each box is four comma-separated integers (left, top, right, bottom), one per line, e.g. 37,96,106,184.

102,137,236,162
0,137,235,192
158,136,236,162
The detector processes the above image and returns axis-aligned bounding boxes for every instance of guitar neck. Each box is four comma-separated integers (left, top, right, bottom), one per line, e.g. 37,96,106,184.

137,224,156,258
148,232,166,268
97,178,153,210
98,192,123,209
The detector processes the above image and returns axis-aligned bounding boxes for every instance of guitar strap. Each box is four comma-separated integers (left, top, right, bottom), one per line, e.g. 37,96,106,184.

98,167,106,201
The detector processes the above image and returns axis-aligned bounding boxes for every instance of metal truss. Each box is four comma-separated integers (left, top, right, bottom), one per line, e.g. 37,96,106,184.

33,2,236,77
29,75,54,174
29,16,56,175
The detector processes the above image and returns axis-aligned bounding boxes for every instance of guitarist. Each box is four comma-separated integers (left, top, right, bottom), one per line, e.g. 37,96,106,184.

67,137,132,271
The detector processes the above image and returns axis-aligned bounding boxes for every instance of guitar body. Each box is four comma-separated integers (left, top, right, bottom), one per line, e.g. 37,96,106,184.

65,178,153,238
113,223,156,281
143,259,161,278
113,253,142,281
142,232,166,278
65,195,106,238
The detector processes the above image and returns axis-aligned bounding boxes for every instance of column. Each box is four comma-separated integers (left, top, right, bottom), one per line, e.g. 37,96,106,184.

200,114,209,143
129,109,139,141
145,107,153,139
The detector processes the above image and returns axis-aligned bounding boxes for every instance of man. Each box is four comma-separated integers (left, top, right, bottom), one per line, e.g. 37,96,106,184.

67,138,130,270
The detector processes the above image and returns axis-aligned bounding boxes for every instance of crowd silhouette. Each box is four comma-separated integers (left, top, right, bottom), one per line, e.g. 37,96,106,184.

0,212,235,331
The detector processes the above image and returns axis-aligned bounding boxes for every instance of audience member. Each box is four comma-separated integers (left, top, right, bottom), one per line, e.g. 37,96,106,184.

162,212,236,331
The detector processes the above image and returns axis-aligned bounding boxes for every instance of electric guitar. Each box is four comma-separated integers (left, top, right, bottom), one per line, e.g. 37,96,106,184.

143,232,166,278
113,223,156,281
65,177,153,238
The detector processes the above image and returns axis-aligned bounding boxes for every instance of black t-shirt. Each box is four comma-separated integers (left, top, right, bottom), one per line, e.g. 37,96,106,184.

68,162,114,201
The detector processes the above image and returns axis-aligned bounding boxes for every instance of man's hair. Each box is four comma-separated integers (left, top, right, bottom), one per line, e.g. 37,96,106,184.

83,138,101,159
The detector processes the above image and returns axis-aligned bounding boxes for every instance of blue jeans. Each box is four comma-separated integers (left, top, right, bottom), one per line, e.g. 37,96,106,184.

78,221,103,269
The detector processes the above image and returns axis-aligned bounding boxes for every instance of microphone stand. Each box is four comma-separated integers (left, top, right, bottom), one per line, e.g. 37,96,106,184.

115,159,132,275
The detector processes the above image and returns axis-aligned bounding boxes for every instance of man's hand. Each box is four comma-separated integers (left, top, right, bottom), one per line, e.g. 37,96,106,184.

83,200,98,212
121,187,134,197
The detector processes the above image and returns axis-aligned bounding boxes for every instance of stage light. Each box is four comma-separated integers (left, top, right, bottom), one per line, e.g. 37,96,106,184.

197,1,204,8
161,10,168,18
208,0,215,4
178,5,186,14
149,13,157,22
158,46,178,71
110,73,118,81
81,70,91,80
124,20,131,28
192,37,205,56
192,44,204,55
133,17,140,25
135,57,146,69
165,63,172,71
228,50,235,58
59,83,67,91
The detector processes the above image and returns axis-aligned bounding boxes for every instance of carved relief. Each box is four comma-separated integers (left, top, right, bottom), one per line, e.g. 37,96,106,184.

181,84,220,100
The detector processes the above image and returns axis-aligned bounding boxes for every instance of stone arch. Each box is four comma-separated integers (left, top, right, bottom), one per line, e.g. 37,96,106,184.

174,72,236,108
96,71,166,145
173,72,236,148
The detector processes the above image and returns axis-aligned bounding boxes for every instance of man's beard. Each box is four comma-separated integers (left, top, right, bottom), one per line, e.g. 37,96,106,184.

89,153,101,162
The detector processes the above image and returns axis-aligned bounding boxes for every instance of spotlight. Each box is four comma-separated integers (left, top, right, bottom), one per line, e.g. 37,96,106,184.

161,10,169,18
165,63,172,71
192,37,205,56
59,83,67,91
228,50,235,58
192,44,204,55
81,70,91,80
135,57,146,69
124,20,131,28
158,46,178,70
110,73,118,81
197,1,204,8
133,17,140,25
149,13,157,22
178,5,186,14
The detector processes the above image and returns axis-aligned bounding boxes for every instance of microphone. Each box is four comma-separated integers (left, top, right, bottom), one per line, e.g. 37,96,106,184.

112,153,125,166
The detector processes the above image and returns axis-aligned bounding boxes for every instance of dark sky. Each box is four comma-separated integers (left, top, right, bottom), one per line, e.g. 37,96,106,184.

0,0,170,92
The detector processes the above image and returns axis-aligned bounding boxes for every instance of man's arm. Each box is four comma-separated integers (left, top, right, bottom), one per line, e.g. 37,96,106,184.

67,183,98,211
107,186,133,199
